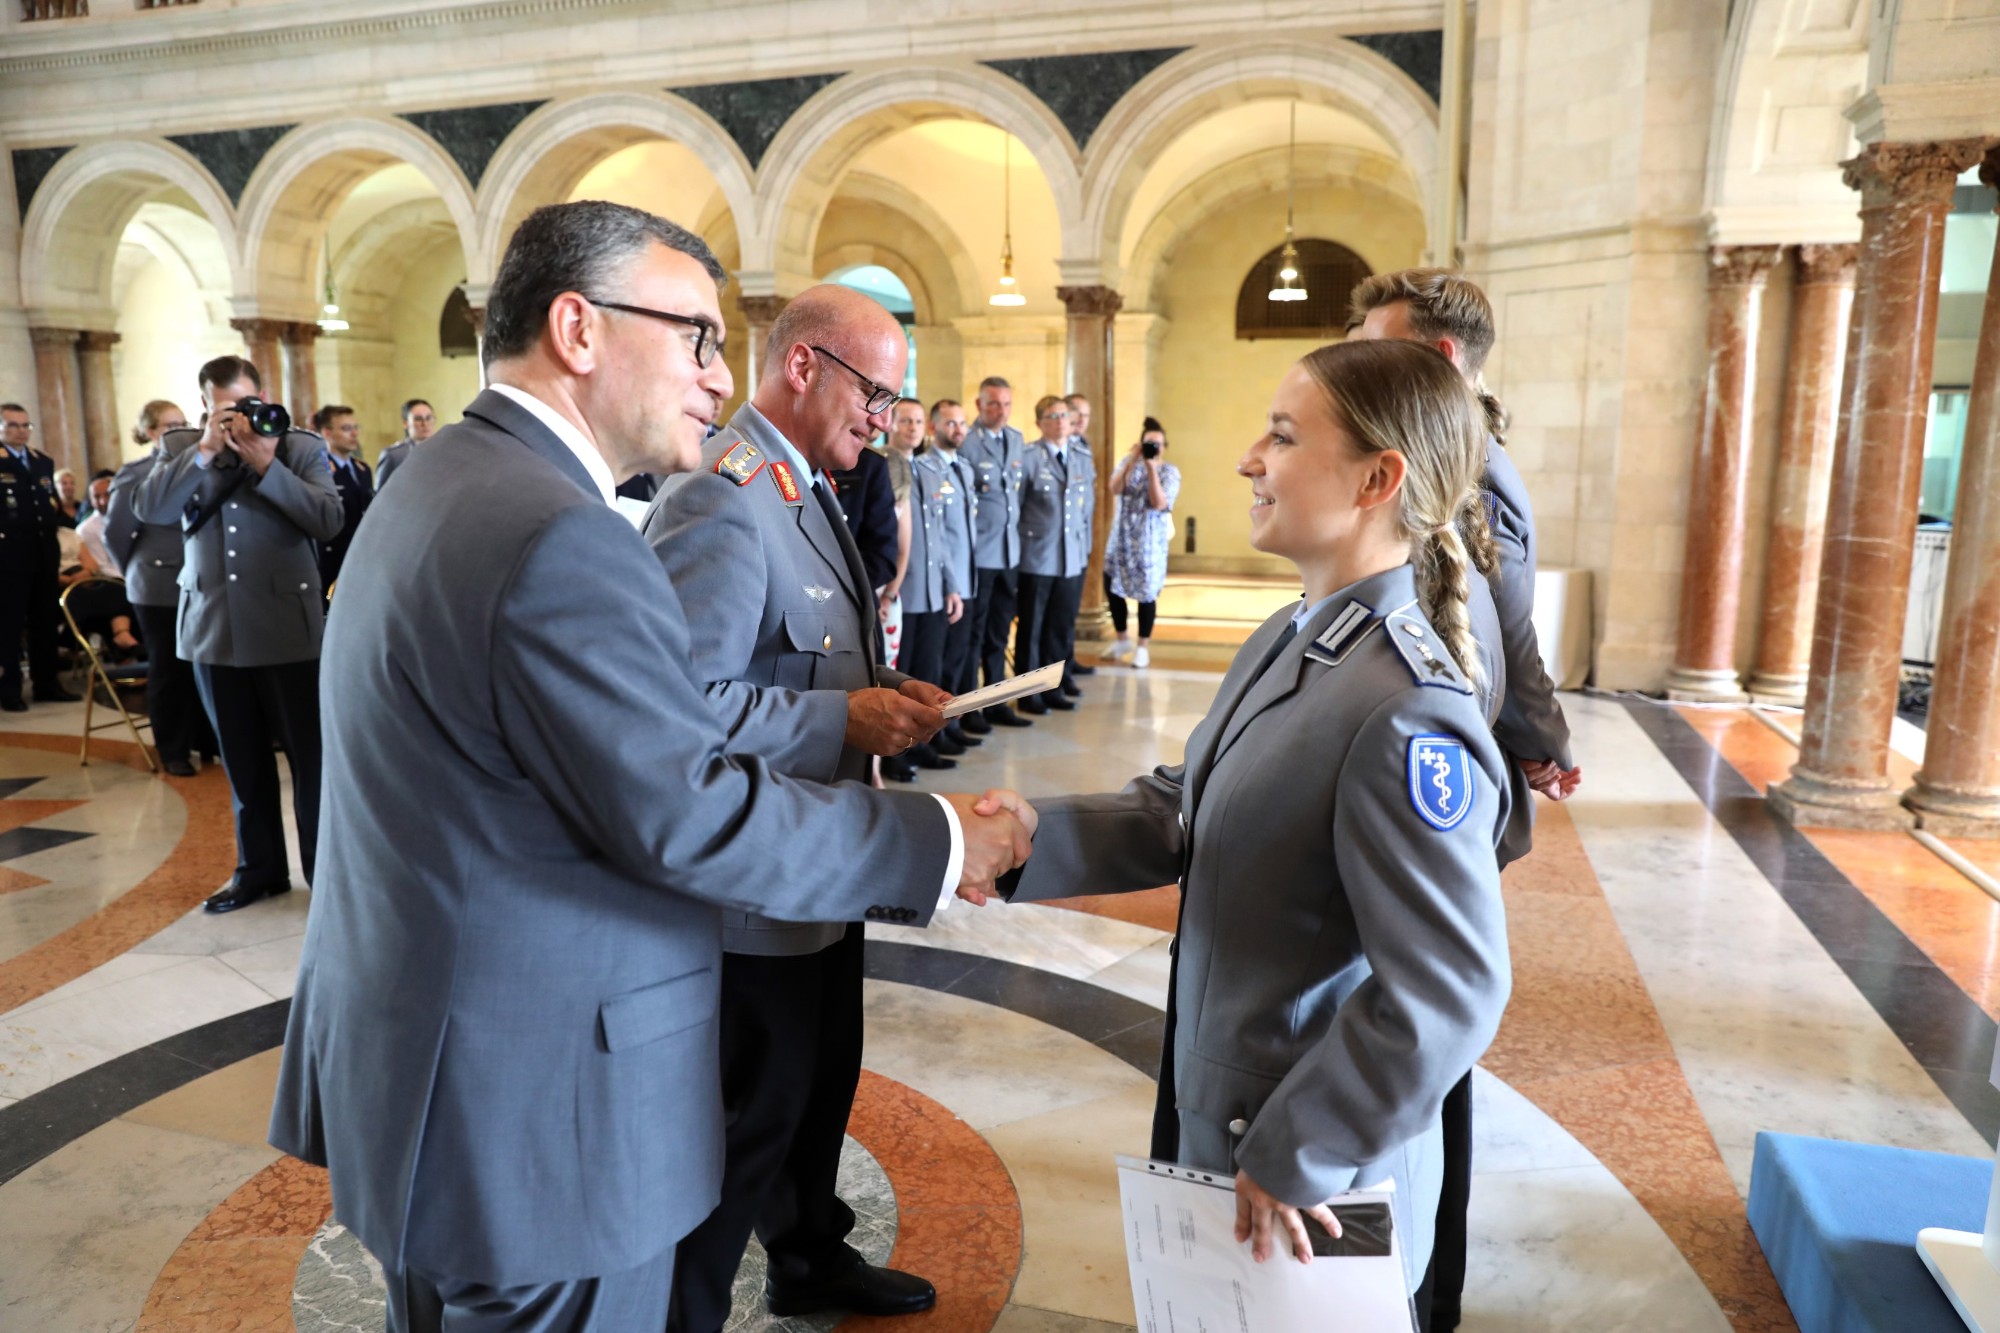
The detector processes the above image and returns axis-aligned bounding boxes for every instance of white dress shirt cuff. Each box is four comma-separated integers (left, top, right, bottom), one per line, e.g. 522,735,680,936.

928,793,963,915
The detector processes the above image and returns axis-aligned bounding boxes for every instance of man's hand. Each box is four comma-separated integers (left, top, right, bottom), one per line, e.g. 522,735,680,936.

232,429,278,477
195,408,236,461
945,592,964,624
878,583,901,623
943,791,1033,904
845,687,943,756
1517,757,1582,801
1235,1169,1341,1265
899,678,952,710
972,787,1037,838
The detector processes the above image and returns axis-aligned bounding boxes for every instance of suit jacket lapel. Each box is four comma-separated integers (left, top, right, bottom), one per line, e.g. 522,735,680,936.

1184,610,1294,814
463,389,603,502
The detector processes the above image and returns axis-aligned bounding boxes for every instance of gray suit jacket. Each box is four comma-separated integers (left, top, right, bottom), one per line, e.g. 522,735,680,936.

898,449,959,615
373,438,414,489
959,422,1025,569
1006,563,1512,1292
103,449,184,608
644,404,909,957
268,388,954,1289
1018,438,1095,578
132,427,343,667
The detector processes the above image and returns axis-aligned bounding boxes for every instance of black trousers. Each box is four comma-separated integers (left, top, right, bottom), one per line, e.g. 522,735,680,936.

0,541,62,700
193,658,322,889
132,602,214,763
899,609,948,689
387,1246,674,1333
1017,572,1082,697
670,926,866,1333
975,566,1018,690
1105,572,1156,639
1428,1071,1473,1331
943,586,980,696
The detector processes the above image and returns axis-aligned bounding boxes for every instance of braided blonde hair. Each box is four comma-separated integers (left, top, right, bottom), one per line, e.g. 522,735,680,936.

133,399,181,446
1299,340,1492,688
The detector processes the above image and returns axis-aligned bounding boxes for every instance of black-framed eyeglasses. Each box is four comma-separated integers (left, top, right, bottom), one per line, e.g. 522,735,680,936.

583,297,724,369
811,345,902,416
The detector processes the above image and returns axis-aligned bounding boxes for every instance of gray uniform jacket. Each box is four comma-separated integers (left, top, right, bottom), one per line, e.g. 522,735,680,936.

268,388,954,1291
898,449,961,616
102,449,185,608
1018,438,1096,579
373,438,414,489
1005,562,1512,1292
644,404,912,957
959,422,1025,570
133,427,343,668
925,447,976,599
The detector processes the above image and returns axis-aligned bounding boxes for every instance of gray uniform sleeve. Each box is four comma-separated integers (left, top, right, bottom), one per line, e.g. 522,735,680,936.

132,433,206,526
1003,764,1187,902
253,434,345,542
1487,489,1573,769
103,472,141,570
646,475,850,783
1235,696,1512,1209
494,502,950,920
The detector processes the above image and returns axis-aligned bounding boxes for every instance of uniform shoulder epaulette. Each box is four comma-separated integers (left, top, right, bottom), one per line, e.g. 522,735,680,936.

1383,601,1473,694
1302,599,1382,667
767,459,804,506
715,439,765,486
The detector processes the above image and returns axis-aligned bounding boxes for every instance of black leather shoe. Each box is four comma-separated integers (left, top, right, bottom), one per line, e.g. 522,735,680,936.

162,757,197,778
1045,694,1077,711
959,713,993,736
986,706,1032,727
912,745,956,771
34,683,80,703
882,756,919,783
943,724,981,748
932,732,966,756
1061,680,1083,698
1017,697,1049,716
1072,663,1097,676
766,1263,937,1318
203,879,291,914
0,698,25,713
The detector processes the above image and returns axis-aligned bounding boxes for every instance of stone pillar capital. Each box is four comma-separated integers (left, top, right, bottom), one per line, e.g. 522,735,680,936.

279,321,319,347
1841,138,1988,210
229,316,291,342
1055,285,1124,318
737,295,790,325
1795,244,1859,287
1708,245,1784,287
75,329,120,353
27,326,79,347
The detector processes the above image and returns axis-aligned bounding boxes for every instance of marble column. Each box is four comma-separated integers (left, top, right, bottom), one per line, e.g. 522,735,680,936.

74,329,122,474
1666,245,1784,702
229,318,287,395
738,295,788,393
281,322,319,423
1057,284,1121,645
1769,137,1987,831
27,327,82,471
1905,148,2000,837
1748,245,1858,704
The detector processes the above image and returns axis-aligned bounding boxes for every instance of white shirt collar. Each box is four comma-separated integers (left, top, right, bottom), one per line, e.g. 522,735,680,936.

488,382,616,504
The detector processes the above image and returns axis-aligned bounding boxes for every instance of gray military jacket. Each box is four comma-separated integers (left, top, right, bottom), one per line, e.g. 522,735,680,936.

958,422,1025,570
1006,563,1512,1293
373,438,414,489
645,403,912,957
925,446,976,599
898,448,962,616
102,449,184,608
1018,437,1096,578
268,387,953,1291
133,427,343,668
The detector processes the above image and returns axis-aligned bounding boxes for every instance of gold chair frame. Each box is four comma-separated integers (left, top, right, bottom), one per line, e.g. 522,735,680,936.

59,577,158,772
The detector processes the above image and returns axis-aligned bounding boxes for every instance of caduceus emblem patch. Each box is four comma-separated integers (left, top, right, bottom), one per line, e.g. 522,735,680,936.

1406,735,1474,831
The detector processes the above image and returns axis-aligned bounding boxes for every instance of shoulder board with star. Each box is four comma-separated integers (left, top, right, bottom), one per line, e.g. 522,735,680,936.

715,439,765,486
1383,601,1472,694
1302,600,1383,667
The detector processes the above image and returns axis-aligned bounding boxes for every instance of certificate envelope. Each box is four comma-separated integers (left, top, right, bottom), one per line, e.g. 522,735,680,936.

939,662,1065,718
1116,1156,1411,1332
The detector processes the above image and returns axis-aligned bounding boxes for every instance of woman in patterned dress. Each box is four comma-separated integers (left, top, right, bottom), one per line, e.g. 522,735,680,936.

1103,416,1180,667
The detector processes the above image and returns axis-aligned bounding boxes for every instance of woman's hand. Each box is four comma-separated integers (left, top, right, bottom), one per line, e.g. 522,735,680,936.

1234,1168,1341,1264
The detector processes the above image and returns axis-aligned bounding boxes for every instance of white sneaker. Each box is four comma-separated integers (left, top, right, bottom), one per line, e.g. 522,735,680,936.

1133,646,1150,668
1106,637,1135,662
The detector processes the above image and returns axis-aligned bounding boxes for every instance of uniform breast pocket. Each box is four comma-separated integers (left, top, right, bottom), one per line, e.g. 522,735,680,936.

780,610,861,689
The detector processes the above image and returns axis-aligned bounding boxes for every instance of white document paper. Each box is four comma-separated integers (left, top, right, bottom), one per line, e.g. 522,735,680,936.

1116,1156,1412,1333
939,662,1065,718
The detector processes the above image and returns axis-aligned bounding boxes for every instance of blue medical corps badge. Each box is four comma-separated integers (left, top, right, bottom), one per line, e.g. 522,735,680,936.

1407,735,1474,831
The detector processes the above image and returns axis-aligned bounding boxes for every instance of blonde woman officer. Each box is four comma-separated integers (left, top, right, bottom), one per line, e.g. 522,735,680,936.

987,338,1512,1303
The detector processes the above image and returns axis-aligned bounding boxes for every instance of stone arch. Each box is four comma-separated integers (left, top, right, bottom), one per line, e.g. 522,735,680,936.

814,173,981,324
21,138,240,320
474,91,758,283
750,64,1084,284
1082,40,1441,275
237,116,478,319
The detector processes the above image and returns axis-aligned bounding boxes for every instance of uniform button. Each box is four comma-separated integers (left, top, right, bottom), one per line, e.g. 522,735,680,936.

227,549,237,557
229,502,240,510
1228,1118,1249,1136
298,582,309,591
228,573,238,582
228,525,237,533
822,634,832,649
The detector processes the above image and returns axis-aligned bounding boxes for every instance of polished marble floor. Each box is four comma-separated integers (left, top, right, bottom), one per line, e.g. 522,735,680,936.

0,667,1993,1332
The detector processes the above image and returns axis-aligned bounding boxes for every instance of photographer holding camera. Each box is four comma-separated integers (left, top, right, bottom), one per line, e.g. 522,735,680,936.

135,355,343,913
1102,416,1179,668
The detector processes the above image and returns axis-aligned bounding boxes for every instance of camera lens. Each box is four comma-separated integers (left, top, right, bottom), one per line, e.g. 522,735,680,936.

235,397,291,439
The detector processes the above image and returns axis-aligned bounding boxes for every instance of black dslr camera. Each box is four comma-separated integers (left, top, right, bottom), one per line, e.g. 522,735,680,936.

1141,439,1160,460
232,397,291,439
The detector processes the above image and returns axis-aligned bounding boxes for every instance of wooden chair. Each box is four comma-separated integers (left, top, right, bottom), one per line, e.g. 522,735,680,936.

59,578,158,772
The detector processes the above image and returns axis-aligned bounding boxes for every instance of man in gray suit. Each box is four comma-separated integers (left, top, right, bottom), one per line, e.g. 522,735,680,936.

644,285,953,1329
135,355,343,911
270,203,1030,1333
1014,402,1096,715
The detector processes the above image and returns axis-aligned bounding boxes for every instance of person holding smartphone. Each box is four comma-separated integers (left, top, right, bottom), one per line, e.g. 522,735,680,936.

1103,416,1181,668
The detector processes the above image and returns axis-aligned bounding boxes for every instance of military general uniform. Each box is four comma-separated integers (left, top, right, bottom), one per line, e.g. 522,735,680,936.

0,443,70,708
957,420,1027,721
1014,435,1095,711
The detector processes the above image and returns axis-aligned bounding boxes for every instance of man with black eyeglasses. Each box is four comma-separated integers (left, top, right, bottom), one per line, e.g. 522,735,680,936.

644,284,952,1330
0,403,79,709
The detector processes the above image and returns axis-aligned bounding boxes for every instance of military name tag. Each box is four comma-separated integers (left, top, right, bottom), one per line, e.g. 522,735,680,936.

769,460,804,506
1408,736,1474,831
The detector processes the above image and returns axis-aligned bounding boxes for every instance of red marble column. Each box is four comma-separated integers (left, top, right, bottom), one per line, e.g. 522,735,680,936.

1770,138,1988,830
1747,244,1857,704
738,295,788,395
1057,283,1121,644
27,327,82,472
1666,245,1784,701
1905,147,2000,836
228,318,287,398
281,322,319,425
74,329,123,475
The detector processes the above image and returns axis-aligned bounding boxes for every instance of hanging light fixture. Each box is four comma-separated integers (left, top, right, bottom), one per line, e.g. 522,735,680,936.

317,245,349,334
989,130,1026,308
1268,102,1307,304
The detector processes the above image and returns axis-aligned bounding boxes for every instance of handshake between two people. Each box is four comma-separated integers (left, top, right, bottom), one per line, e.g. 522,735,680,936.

845,680,1038,906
